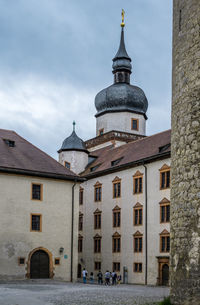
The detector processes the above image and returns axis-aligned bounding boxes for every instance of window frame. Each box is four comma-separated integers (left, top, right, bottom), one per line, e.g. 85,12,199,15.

64,161,71,169
160,230,170,253
113,206,121,228
112,177,121,199
133,203,143,226
94,209,102,230
30,213,42,232
94,261,101,270
18,257,25,266
133,171,143,194
54,258,60,265
133,262,143,273
79,187,84,205
112,232,121,253
94,182,102,202
131,118,139,131
133,231,143,253
31,183,43,201
113,262,120,272
78,235,83,253
159,198,170,223
79,213,83,231
159,164,171,190
94,234,101,253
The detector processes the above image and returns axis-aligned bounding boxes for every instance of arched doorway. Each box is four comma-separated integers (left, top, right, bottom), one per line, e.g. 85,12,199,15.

77,263,82,278
30,250,49,278
162,264,169,286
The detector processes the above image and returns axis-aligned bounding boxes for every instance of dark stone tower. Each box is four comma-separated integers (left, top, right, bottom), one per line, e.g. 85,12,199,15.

170,1,200,304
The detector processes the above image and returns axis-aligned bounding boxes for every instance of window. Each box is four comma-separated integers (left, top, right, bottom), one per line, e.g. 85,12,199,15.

99,128,104,136
78,235,83,253
160,230,170,252
94,234,101,253
90,164,101,172
94,262,101,270
131,118,139,131
64,161,70,169
134,263,142,273
113,206,121,227
133,231,143,253
54,258,60,265
113,262,120,272
18,257,25,265
79,213,83,231
133,203,143,226
111,157,123,167
94,182,102,202
79,187,83,205
112,177,121,198
3,139,15,147
31,183,43,200
31,214,42,232
159,164,170,189
94,209,101,229
133,171,143,194
112,232,121,253
159,198,170,223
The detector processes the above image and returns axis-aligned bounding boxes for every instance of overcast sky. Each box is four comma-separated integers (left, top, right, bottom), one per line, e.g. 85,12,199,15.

0,0,172,159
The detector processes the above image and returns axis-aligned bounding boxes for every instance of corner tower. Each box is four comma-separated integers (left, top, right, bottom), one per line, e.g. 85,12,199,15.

95,11,148,137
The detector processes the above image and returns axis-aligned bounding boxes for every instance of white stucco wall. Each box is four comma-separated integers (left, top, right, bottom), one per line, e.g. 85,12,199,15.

79,158,170,285
59,151,88,174
0,173,80,281
96,112,146,136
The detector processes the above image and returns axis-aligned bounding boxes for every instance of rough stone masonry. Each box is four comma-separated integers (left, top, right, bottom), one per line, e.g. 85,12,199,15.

170,0,200,304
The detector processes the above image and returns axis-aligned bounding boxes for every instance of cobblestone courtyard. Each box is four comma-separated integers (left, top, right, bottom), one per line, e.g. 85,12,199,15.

0,280,169,305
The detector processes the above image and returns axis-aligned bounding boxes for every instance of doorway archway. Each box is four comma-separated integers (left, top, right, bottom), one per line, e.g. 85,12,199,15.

27,247,53,278
162,264,169,286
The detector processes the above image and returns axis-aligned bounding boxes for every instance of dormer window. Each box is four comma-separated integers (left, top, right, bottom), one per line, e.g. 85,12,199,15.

90,164,101,172
111,157,123,167
3,139,15,147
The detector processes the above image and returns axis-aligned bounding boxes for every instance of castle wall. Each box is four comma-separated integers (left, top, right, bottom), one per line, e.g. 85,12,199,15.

171,0,200,304
0,173,79,281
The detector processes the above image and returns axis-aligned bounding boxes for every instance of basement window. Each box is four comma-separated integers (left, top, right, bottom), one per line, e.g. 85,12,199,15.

3,139,15,147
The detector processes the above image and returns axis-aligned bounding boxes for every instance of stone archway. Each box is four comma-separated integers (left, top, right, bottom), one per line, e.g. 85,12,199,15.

26,247,54,279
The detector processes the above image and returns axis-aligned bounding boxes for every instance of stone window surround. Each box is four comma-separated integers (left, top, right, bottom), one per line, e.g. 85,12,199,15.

159,198,170,223
18,257,25,266
112,232,121,253
113,205,121,228
160,229,170,253
94,209,102,230
94,234,101,253
133,231,143,253
159,164,170,190
133,171,143,194
54,258,60,265
94,181,102,202
131,118,139,131
78,234,83,253
133,202,143,226
133,262,143,273
112,176,121,198
30,213,42,232
31,183,43,201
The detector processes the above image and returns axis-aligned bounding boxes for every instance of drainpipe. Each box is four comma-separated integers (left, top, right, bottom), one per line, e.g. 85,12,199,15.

143,164,148,285
71,181,76,282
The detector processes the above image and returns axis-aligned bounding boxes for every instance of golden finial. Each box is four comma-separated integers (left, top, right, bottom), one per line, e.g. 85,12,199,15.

121,9,125,27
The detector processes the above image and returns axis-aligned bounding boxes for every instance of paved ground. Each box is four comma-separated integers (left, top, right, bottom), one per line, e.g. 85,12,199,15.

0,280,169,305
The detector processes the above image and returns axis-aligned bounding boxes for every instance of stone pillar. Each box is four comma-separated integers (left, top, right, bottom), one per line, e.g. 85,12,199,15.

170,1,200,304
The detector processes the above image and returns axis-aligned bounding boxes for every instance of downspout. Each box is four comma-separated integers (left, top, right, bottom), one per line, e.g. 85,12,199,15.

71,181,76,282
143,164,148,285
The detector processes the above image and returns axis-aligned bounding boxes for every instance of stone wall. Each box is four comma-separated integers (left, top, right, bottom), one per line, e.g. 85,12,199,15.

170,0,200,304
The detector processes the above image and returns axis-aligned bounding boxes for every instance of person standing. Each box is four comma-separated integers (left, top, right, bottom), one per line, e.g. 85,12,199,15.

97,270,103,284
90,272,94,284
112,270,117,285
82,268,88,284
105,270,110,286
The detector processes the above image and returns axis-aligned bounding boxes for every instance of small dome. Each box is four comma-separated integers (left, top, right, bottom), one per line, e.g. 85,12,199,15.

58,131,88,153
95,83,148,118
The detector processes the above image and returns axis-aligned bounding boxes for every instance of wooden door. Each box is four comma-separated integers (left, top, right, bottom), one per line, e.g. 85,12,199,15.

30,250,49,278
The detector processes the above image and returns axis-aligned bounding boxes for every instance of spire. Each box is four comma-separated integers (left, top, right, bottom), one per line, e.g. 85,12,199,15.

112,10,132,82
73,120,76,132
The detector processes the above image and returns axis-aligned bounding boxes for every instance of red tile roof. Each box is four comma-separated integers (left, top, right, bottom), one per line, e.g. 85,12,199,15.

0,129,80,180
82,129,171,178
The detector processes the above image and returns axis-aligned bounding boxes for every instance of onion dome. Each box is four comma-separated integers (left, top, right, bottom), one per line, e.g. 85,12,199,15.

95,21,148,119
58,121,88,153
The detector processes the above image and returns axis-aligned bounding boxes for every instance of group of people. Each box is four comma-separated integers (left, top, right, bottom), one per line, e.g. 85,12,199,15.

82,268,121,285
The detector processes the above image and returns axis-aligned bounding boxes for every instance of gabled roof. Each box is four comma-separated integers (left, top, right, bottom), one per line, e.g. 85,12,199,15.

82,129,171,178
0,129,83,181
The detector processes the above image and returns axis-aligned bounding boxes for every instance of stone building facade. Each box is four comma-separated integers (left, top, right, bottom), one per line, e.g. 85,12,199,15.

170,0,200,304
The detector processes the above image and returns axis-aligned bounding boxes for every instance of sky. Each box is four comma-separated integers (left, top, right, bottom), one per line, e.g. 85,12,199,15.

0,0,172,159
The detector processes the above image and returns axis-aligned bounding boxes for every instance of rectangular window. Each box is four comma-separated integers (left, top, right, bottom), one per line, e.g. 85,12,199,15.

79,188,83,205
113,210,121,227
64,161,70,169
31,214,42,232
134,208,143,225
113,182,121,198
79,214,83,231
160,235,170,252
134,236,143,252
99,128,104,136
78,236,83,253
113,236,121,253
134,263,142,273
94,237,101,253
160,204,170,223
18,257,25,265
160,170,170,189
54,258,60,265
94,186,102,202
113,262,120,272
133,177,143,194
94,213,101,229
94,262,101,270
131,118,139,131
31,183,42,200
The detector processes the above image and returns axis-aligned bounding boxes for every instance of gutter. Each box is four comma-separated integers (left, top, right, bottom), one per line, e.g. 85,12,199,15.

0,167,85,182
143,164,148,285
71,181,76,282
